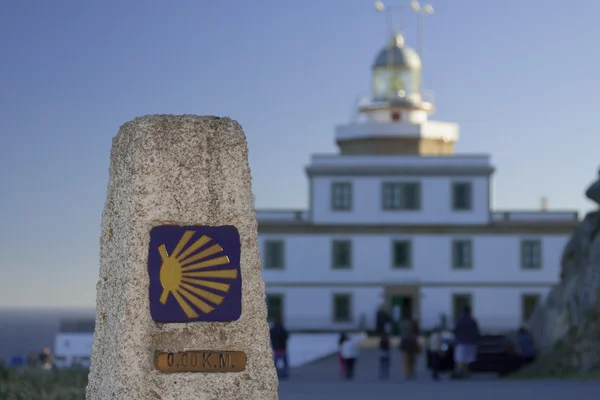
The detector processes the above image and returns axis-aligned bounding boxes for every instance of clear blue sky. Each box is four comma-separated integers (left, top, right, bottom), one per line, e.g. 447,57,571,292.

1,0,598,309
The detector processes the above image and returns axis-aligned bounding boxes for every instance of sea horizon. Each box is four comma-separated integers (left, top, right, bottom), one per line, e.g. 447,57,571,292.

0,308,96,364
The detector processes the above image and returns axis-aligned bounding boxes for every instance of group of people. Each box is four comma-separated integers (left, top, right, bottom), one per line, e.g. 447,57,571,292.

374,303,482,381
374,303,422,380
335,302,423,381
269,316,363,381
270,304,537,382
339,317,421,381
430,305,480,379
9,348,54,370
268,302,431,381
374,328,420,380
428,305,536,380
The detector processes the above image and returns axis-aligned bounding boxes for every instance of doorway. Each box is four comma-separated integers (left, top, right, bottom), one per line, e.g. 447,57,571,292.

390,295,413,335
452,293,472,321
266,293,284,324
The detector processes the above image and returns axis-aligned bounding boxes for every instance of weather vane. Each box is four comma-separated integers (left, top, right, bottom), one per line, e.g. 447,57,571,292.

374,1,434,59
410,1,434,60
410,1,434,94
374,1,403,37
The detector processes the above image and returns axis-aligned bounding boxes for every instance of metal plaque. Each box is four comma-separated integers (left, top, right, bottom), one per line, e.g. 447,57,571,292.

154,350,247,373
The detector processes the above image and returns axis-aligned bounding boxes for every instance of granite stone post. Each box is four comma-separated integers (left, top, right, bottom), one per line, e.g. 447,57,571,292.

86,115,278,400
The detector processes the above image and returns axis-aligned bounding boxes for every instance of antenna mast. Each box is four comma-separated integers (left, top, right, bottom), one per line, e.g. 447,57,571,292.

410,1,434,95
375,1,403,100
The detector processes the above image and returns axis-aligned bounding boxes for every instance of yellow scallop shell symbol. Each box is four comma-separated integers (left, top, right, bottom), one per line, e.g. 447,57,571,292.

158,230,238,319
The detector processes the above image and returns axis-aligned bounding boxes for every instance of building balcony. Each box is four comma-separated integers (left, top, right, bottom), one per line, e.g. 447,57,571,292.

335,120,459,143
309,154,490,168
256,209,579,225
491,211,579,224
256,210,308,223
354,90,436,112
305,153,494,177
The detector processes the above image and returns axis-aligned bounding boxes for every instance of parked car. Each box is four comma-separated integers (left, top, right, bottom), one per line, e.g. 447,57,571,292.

426,332,528,376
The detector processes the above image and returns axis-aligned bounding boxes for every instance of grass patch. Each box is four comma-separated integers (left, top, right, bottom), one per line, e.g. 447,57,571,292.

0,365,88,400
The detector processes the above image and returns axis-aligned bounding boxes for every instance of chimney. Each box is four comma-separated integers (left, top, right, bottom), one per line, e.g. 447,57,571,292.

540,197,548,212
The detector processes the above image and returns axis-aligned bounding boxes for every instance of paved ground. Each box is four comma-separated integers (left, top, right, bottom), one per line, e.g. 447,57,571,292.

278,349,600,400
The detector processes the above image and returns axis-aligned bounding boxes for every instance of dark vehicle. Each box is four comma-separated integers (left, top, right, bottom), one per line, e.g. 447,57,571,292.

427,333,528,376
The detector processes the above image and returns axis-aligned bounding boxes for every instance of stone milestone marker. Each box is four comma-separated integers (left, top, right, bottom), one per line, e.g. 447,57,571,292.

87,115,278,400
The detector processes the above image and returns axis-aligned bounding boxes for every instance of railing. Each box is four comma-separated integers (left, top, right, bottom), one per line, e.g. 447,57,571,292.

350,91,435,122
310,153,491,167
354,90,435,108
335,120,460,142
257,210,578,224
492,211,579,223
256,210,308,223
422,90,435,104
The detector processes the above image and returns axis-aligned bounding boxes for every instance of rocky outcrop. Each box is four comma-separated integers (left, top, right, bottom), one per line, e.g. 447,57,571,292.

524,170,600,376
585,168,600,205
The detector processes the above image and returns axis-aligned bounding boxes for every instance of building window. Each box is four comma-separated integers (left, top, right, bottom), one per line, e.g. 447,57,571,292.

521,294,540,322
452,182,472,211
392,240,412,268
333,293,352,322
452,293,472,321
266,294,284,322
332,240,352,269
331,182,352,211
264,240,284,269
382,182,421,210
391,111,401,121
452,240,473,269
521,240,542,269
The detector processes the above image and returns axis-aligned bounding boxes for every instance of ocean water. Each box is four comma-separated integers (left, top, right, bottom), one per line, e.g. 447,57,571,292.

0,308,95,364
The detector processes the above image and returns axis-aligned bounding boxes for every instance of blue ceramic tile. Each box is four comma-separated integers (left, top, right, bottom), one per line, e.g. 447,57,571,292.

148,225,242,323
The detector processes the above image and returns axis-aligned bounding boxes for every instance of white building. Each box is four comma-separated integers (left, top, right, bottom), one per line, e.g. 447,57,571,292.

53,319,94,368
256,30,578,333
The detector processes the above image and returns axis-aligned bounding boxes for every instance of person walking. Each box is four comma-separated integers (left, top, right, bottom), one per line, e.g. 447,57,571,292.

516,326,536,364
428,326,443,380
338,332,348,378
452,306,480,379
10,354,24,368
398,304,420,380
270,317,290,379
379,331,391,379
38,348,53,371
340,333,359,380
375,306,391,335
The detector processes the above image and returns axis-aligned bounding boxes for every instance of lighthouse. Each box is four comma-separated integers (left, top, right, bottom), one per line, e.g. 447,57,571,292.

337,29,458,156
255,3,578,333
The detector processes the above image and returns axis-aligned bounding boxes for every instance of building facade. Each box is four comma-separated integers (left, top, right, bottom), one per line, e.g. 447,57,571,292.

256,31,578,333
54,319,94,368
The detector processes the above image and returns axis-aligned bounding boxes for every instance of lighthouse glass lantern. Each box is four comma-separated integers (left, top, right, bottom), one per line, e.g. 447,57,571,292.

371,33,422,103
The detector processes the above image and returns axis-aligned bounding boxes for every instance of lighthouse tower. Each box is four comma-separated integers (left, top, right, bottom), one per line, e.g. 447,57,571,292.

336,31,459,156
302,23,490,227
